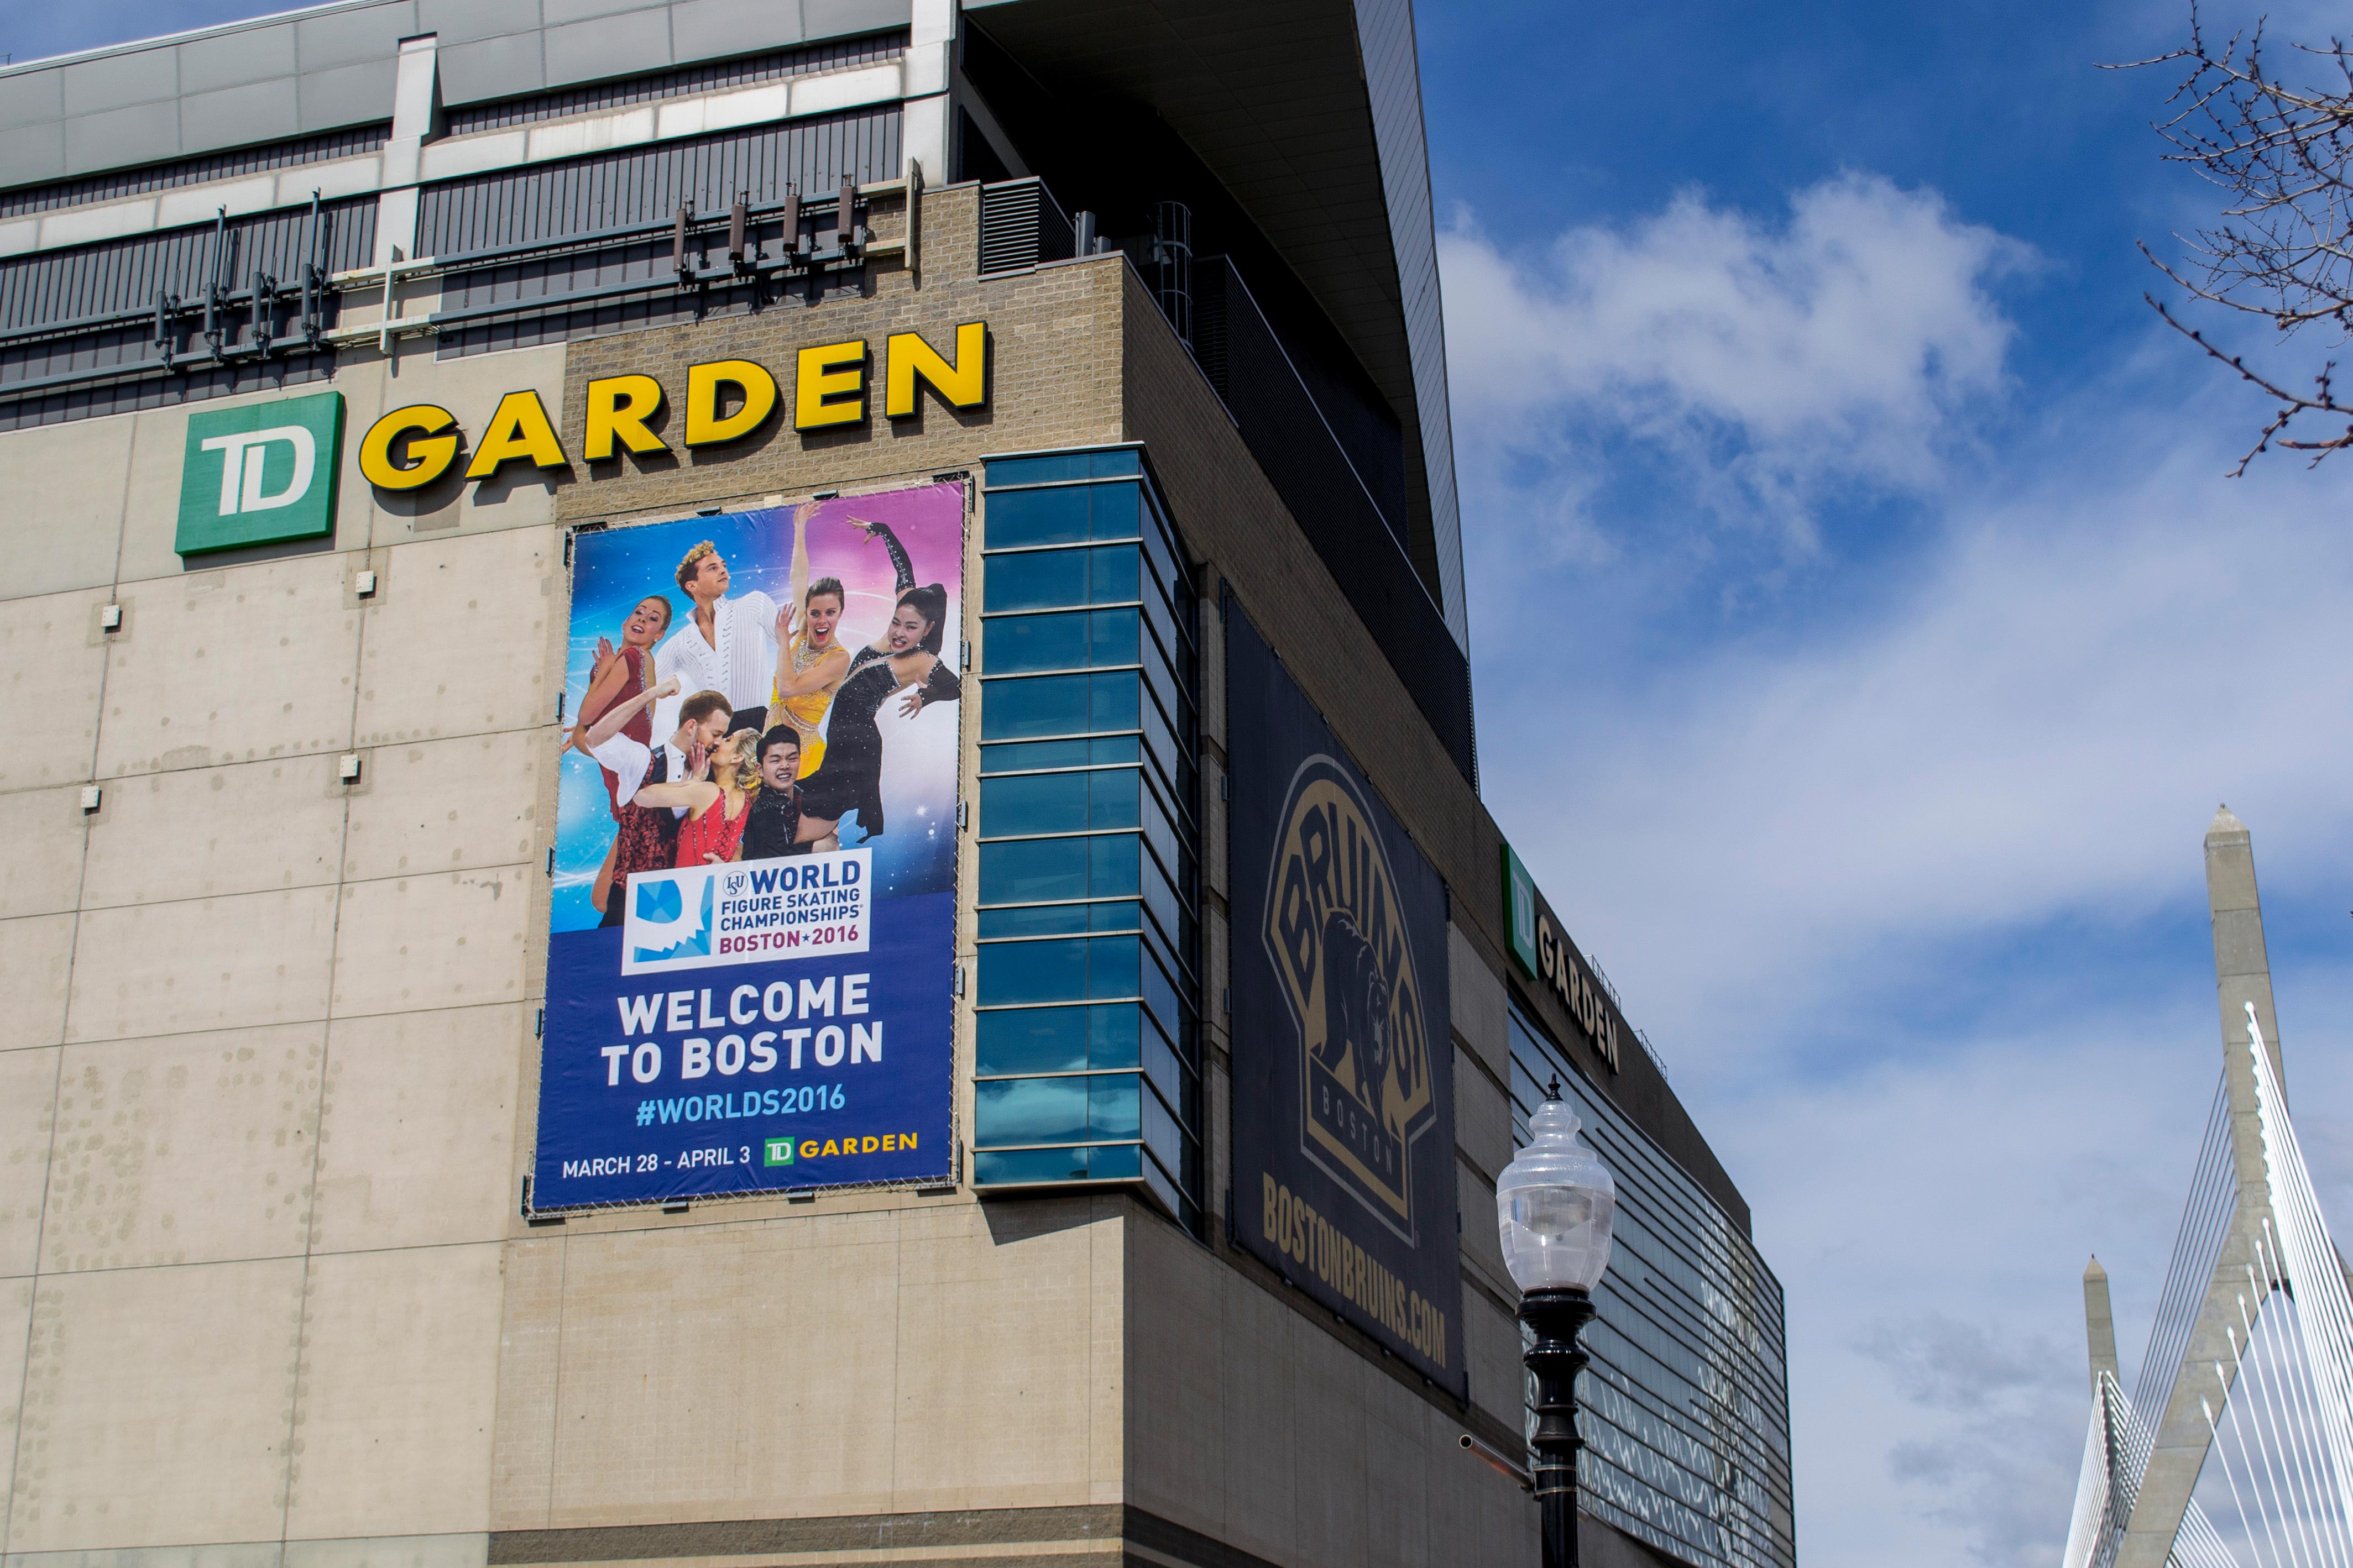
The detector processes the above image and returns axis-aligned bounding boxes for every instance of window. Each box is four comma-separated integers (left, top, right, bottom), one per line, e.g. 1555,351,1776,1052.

971,447,1201,1231
1508,1008,1797,1568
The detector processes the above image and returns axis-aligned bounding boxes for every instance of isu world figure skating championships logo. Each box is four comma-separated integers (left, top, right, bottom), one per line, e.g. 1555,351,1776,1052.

1261,757,1436,1243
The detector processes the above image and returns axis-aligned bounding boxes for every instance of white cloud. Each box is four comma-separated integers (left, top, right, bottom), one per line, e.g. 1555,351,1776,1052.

1441,173,2030,541
1489,410,2353,1080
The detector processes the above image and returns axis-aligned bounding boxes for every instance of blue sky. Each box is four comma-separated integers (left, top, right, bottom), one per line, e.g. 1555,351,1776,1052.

13,0,2353,1561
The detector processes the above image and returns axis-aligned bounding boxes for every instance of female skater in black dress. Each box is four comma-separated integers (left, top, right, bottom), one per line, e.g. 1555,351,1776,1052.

794,581,960,848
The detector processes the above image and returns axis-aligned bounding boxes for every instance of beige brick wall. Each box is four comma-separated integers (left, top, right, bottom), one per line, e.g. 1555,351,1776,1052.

552,187,1127,526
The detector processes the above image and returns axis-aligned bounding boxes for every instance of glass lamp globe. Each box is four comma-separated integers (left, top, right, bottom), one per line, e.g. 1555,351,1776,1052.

1497,1098,1617,1294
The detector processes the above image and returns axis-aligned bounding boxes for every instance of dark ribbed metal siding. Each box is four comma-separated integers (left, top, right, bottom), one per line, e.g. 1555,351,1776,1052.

443,33,908,135
1193,256,1473,780
423,109,897,358
0,199,375,332
418,109,899,255
0,198,374,432
0,126,392,220
0,349,342,431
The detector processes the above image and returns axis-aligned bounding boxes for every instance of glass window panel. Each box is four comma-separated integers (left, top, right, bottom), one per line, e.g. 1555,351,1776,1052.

985,550,1089,612
1141,585,1176,672
1141,1028,1188,1123
1091,607,1141,665
1141,511,1181,598
981,772,1088,837
1143,1154,1183,1220
1089,835,1141,897
981,673,1088,740
1089,769,1139,830
1141,634,1177,714
1089,546,1140,604
1087,934,1141,1000
1141,1081,1181,1172
1089,449,1142,477
977,938,1088,1006
974,1076,1088,1144
1141,943,1179,1042
1089,900,1141,933
975,1003,1138,1075
985,453,1093,486
1143,698,1174,783
1090,1004,1143,1068
1086,482,1142,541
1090,1073,1142,1140
1089,671,1141,732
977,904,1091,939
985,612,1089,673
979,837,1089,904
1087,1142,1141,1179
979,737,1143,774
972,1146,1092,1183
986,485,1091,547
982,672,1141,742
1141,857,1178,950
1143,791,1178,879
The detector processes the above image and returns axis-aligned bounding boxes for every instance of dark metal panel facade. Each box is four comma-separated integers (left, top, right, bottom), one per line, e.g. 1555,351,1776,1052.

422,109,899,358
417,110,901,256
0,124,391,219
443,33,908,135
0,199,375,333
1193,255,1473,782
0,197,374,432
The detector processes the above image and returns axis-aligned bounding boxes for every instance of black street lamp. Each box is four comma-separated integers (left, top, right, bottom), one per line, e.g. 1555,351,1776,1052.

1497,1087,1618,1568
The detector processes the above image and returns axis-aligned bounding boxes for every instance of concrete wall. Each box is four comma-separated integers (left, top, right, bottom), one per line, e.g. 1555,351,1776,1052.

0,333,562,1568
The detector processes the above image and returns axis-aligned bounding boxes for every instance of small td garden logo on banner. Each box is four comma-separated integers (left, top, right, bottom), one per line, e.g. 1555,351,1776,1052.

176,391,345,556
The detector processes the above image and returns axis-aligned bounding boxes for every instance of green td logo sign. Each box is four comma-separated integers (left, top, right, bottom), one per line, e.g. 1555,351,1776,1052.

1502,840,1540,979
175,391,345,556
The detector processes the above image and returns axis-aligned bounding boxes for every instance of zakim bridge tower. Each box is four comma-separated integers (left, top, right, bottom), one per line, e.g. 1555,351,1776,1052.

2065,809,2353,1568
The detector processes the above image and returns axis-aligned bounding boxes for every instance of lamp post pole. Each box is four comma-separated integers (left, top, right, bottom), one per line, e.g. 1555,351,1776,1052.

1496,1084,1616,1568
1521,1286,1595,1568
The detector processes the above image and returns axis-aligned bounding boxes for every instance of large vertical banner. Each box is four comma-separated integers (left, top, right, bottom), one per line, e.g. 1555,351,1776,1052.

1226,609,1464,1396
532,484,966,1209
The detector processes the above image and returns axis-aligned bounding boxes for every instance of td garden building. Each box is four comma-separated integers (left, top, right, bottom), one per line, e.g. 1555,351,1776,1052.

0,4,1797,1568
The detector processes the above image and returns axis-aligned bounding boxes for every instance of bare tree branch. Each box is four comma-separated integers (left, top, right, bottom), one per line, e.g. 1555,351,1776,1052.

2114,4,2353,471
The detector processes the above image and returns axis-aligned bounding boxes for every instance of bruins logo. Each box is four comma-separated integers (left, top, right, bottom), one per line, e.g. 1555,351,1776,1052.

1262,757,1434,1242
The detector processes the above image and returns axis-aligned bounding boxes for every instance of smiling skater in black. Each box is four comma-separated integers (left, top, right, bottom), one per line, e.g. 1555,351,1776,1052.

793,581,960,850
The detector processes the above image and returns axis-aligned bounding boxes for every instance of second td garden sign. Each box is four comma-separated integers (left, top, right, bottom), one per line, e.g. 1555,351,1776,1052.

357,321,986,491
1502,841,1622,1072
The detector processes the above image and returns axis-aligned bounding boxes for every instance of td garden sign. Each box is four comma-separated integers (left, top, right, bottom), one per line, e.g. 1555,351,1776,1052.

171,321,987,554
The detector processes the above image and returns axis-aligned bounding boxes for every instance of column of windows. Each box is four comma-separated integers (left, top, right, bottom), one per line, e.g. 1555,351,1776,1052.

970,447,1202,1230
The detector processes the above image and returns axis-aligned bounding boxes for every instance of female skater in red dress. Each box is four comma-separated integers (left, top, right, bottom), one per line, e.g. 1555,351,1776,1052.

569,593,675,815
631,726,759,866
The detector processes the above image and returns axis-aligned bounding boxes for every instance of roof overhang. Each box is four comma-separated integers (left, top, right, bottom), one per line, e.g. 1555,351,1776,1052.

963,0,1465,641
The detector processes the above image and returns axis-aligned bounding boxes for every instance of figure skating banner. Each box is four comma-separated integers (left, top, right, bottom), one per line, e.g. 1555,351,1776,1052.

532,483,965,1208
1226,607,1463,1396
